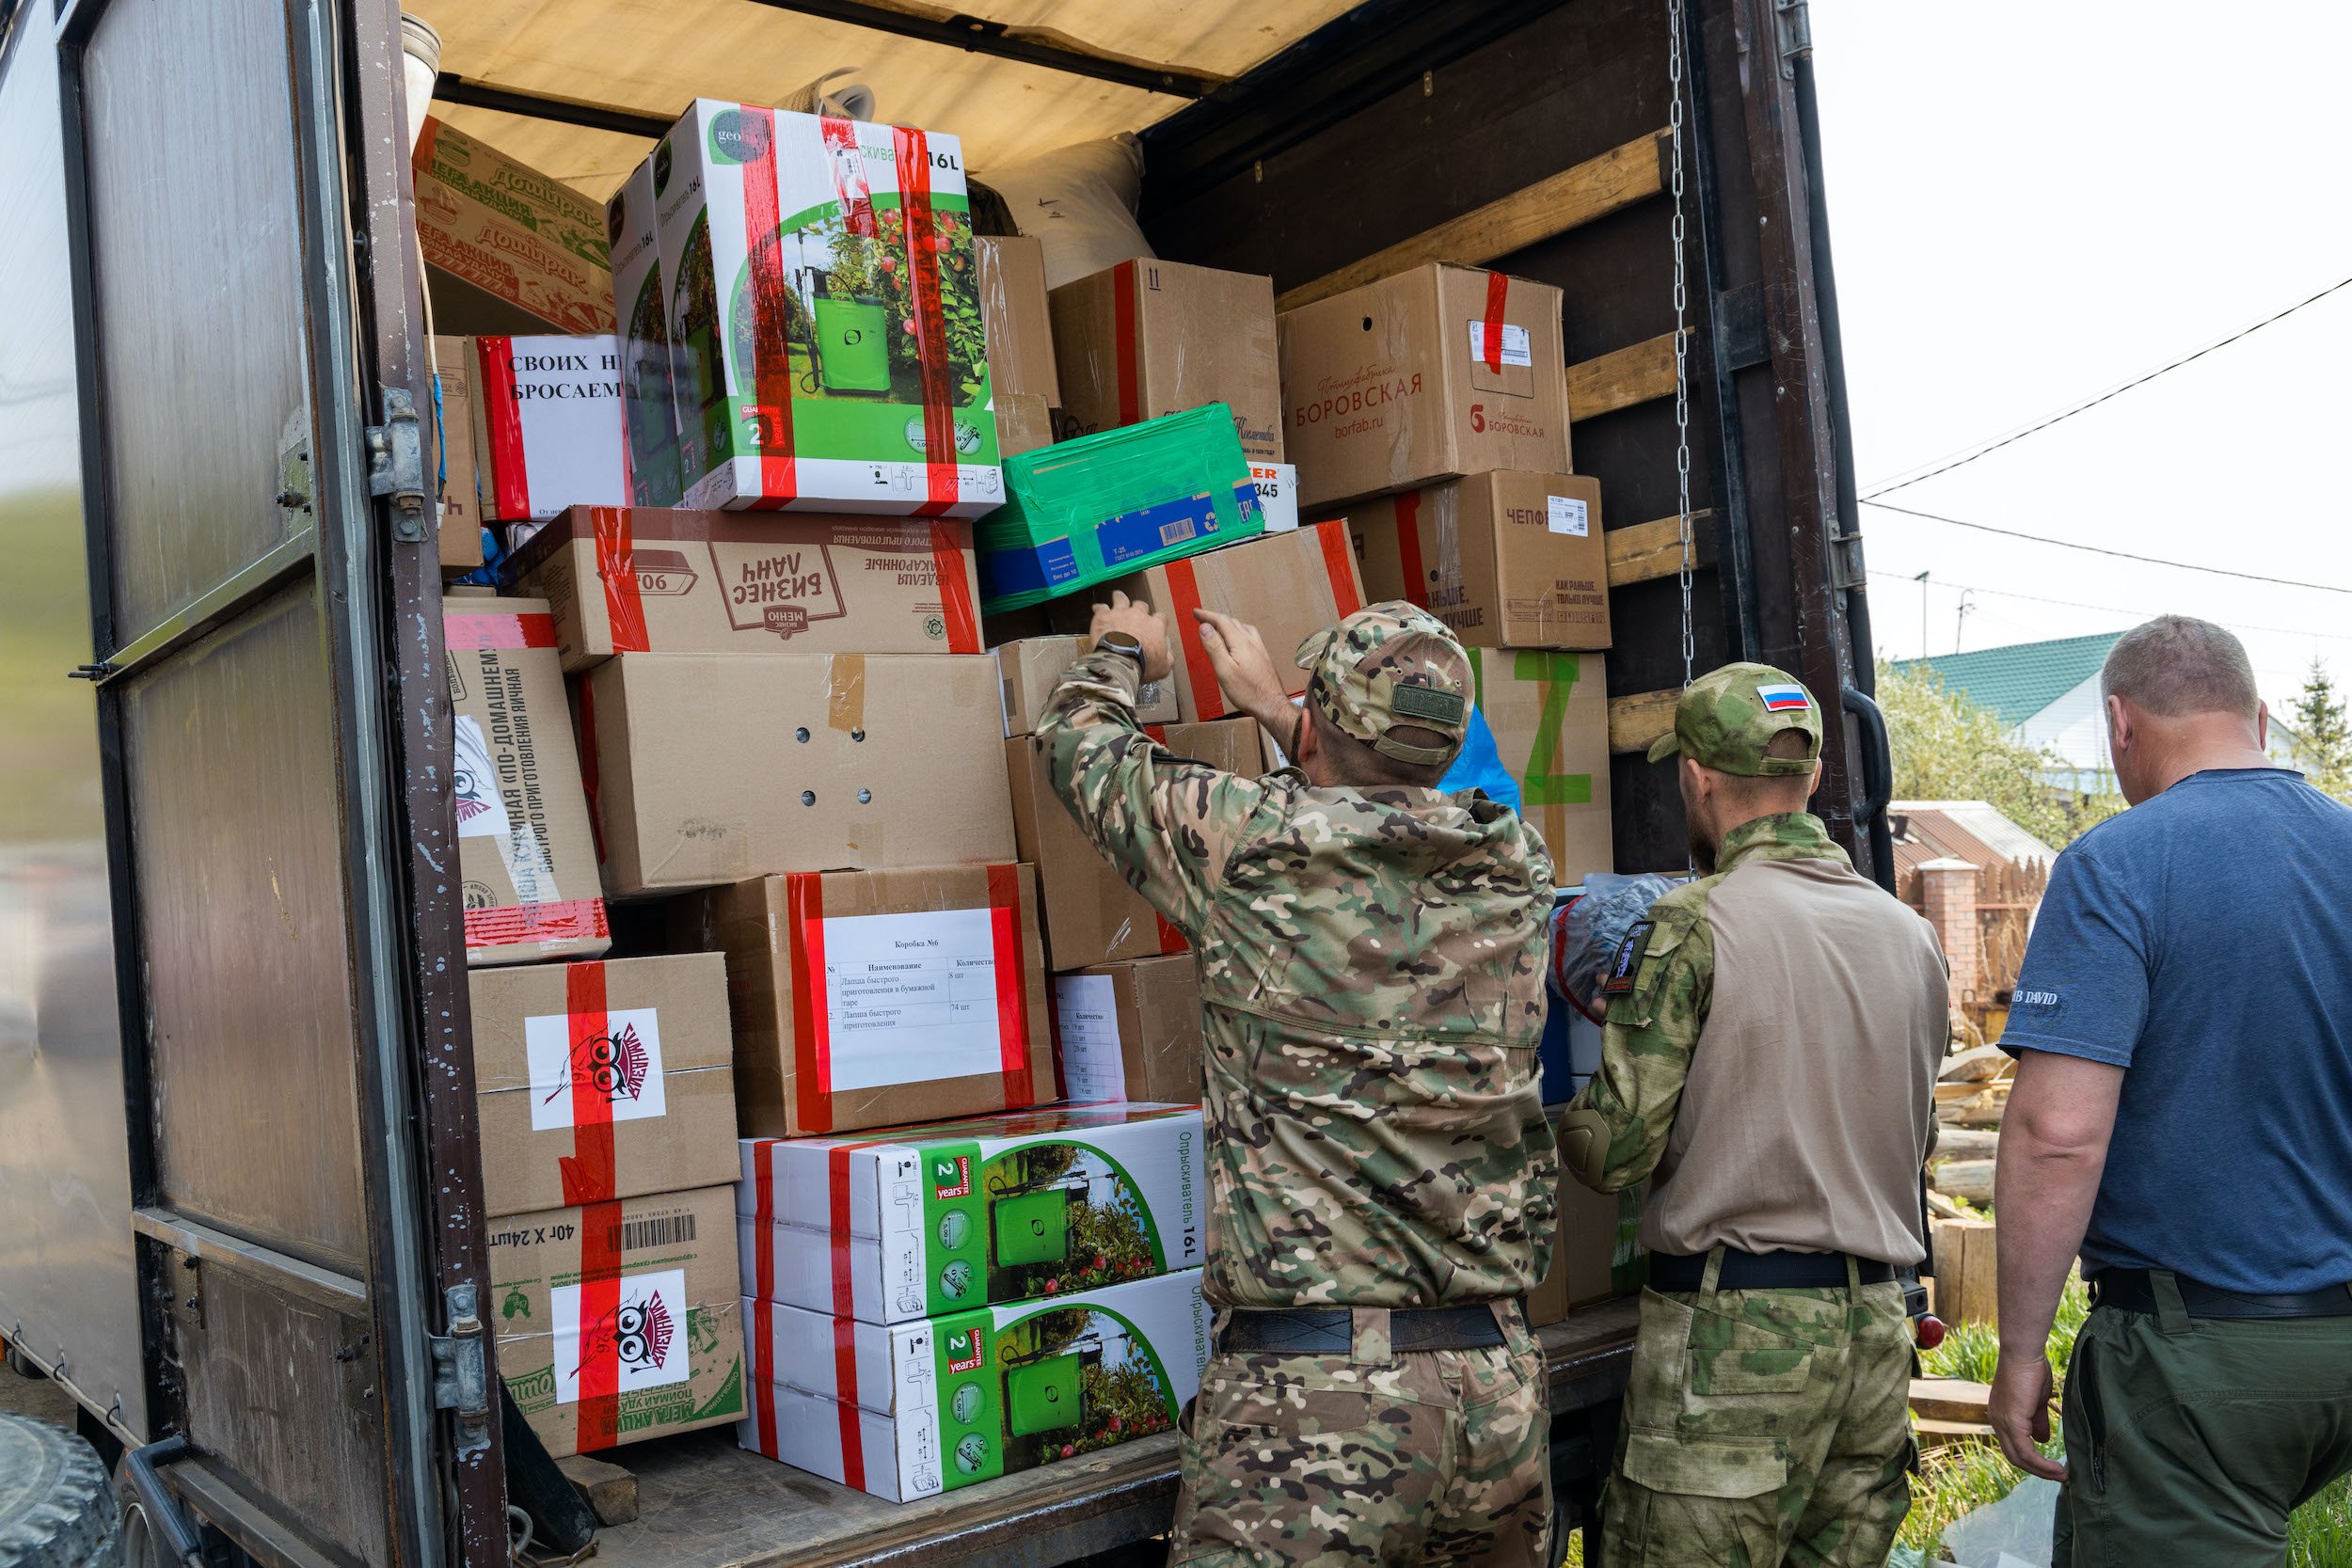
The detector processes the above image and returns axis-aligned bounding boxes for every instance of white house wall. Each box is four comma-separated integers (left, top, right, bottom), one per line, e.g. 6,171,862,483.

2011,673,2111,790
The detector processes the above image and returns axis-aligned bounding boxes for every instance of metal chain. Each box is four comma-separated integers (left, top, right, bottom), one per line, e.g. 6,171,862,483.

1667,0,1696,689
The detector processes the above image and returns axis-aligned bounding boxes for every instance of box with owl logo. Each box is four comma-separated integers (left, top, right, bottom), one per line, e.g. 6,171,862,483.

442,594,610,967
738,1266,1207,1500
736,1104,1201,1325
489,1183,746,1458
467,953,739,1217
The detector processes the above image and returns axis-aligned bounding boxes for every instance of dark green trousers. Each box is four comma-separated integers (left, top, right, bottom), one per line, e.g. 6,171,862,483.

2055,1281,2352,1567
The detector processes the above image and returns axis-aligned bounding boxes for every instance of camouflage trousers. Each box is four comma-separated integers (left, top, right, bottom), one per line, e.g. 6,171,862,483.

1599,1275,1915,1568
1166,1305,1551,1567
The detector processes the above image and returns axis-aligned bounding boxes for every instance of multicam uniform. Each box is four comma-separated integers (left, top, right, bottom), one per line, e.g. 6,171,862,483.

1040,631,1561,1568
1564,667,1947,1568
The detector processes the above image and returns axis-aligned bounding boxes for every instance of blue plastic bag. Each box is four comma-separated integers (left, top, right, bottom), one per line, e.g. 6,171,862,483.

1439,703,1520,811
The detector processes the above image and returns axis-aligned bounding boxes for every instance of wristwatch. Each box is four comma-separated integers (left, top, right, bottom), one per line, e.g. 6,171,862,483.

1095,630,1148,671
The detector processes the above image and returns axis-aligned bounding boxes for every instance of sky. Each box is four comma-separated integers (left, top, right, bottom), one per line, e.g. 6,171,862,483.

1808,1,2352,716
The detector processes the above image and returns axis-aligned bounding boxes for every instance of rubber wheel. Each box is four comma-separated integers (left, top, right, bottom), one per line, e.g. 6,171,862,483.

0,1414,120,1568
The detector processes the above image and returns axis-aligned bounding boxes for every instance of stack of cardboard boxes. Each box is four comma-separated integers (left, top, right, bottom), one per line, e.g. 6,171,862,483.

427,97,1642,1491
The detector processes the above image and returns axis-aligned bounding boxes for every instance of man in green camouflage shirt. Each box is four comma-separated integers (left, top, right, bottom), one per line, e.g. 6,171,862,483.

1560,663,1947,1568
1041,593,1559,1567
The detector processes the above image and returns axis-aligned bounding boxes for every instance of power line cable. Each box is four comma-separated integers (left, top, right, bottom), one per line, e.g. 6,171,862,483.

1860,499,2352,594
1865,571,2352,644
1861,272,2352,498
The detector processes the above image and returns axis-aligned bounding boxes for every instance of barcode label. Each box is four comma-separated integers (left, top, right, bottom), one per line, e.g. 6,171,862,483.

1157,516,1199,547
613,1212,697,1252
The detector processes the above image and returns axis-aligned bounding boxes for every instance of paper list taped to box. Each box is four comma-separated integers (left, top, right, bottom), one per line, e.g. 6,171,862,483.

820,907,1005,1093
1051,974,1124,1101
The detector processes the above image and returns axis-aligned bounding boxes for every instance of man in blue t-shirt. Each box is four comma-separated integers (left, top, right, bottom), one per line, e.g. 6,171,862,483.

1986,615,2352,1566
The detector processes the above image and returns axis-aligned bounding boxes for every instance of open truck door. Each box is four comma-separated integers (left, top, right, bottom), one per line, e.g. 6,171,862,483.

12,1,504,1563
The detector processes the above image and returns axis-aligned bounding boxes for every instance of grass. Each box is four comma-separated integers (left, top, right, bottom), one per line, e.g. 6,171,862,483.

1563,1269,2352,1566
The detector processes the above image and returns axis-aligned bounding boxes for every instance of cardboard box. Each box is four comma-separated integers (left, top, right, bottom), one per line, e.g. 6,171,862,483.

994,635,1176,738
1347,471,1608,650
977,236,1058,405
443,596,610,966
1279,263,1570,509
578,653,1012,896
608,159,688,507
1052,957,1202,1105
1249,462,1300,533
672,864,1057,1138
1050,520,1365,724
1005,719,1260,971
739,1268,1207,1500
490,1184,745,1458
738,1104,1202,1323
468,954,738,1216
641,102,1003,515
470,336,628,522
432,335,486,570
1468,648,1613,885
1048,259,1282,463
1534,1115,1649,1323
977,405,1263,614
508,507,983,673
995,392,1056,459
413,117,615,337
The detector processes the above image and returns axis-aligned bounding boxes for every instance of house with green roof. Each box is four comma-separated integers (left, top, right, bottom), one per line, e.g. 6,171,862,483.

1895,630,2298,792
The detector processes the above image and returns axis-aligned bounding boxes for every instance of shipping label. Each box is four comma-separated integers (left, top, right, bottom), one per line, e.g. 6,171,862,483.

1547,495,1590,537
1051,976,1125,1102
817,908,1004,1092
550,1266,691,1403
524,1006,668,1130
1464,321,1533,368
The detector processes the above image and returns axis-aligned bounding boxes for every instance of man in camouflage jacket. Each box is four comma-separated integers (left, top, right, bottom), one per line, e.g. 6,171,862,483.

1041,593,1560,1567
1560,664,1947,1567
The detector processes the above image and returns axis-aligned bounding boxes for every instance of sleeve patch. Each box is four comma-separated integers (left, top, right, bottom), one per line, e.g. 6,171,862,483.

1600,921,1655,996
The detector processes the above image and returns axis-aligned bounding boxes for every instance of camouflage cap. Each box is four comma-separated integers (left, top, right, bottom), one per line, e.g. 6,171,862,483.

1646,661,1822,776
1295,601,1472,768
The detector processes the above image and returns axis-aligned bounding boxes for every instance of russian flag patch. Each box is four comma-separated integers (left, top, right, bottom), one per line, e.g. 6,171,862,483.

1756,683,1811,712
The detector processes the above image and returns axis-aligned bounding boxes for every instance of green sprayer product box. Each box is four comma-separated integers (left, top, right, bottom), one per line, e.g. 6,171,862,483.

975,404,1263,612
738,1267,1207,1500
737,1104,1201,1324
619,100,1003,515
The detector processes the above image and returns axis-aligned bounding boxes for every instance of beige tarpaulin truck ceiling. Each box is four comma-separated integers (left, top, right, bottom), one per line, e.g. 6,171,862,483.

409,0,1365,199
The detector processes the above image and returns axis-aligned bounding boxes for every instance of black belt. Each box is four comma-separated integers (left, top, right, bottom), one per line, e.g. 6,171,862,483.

1648,1249,1898,1292
1218,1304,1511,1354
2090,1268,2352,1321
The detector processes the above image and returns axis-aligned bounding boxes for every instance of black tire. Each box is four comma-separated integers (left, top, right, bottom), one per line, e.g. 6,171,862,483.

0,1414,120,1568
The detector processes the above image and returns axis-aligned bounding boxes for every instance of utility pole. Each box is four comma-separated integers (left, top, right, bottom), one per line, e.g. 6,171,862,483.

1954,588,1977,655
1914,570,1931,660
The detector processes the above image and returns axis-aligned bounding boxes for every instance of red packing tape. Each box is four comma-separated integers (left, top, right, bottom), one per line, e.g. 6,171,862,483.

893,125,961,517
575,1186,624,1449
1481,271,1510,375
1112,262,1143,427
929,522,980,653
787,874,833,1133
591,509,651,653
573,673,607,866
1393,490,1430,610
739,105,799,509
560,960,620,1206
478,337,531,518
443,610,556,650
827,1144,866,1489
985,864,1034,1104
1158,559,1224,721
822,116,877,237
1316,520,1363,619
751,1140,778,1455
463,898,608,950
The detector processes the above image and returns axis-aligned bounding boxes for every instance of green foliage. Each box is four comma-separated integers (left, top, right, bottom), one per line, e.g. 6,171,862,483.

1877,660,2124,848
2290,659,2352,801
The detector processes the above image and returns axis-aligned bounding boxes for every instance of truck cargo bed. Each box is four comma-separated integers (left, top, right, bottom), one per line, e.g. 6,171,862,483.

596,1302,1638,1568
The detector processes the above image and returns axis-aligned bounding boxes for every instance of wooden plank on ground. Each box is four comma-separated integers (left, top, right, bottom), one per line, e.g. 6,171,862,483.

1276,130,1671,311
1915,1418,1999,1450
1909,1379,1993,1424
1941,1043,2012,1083
1567,330,1685,422
1610,689,1681,755
1605,510,1716,588
558,1451,639,1526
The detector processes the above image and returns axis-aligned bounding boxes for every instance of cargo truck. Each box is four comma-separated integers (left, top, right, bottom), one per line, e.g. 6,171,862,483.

0,0,1893,1563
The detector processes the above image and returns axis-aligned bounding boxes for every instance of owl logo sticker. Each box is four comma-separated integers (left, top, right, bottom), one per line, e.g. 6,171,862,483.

554,1268,691,1402
524,1007,669,1130
452,717,509,840
546,1022,650,1110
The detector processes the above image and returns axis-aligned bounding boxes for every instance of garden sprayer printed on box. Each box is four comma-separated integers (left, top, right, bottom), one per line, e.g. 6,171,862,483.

740,1268,1209,1501
739,1104,1202,1323
620,102,1004,515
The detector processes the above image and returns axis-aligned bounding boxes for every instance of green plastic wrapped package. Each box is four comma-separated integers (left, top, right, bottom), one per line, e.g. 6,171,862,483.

977,403,1264,612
